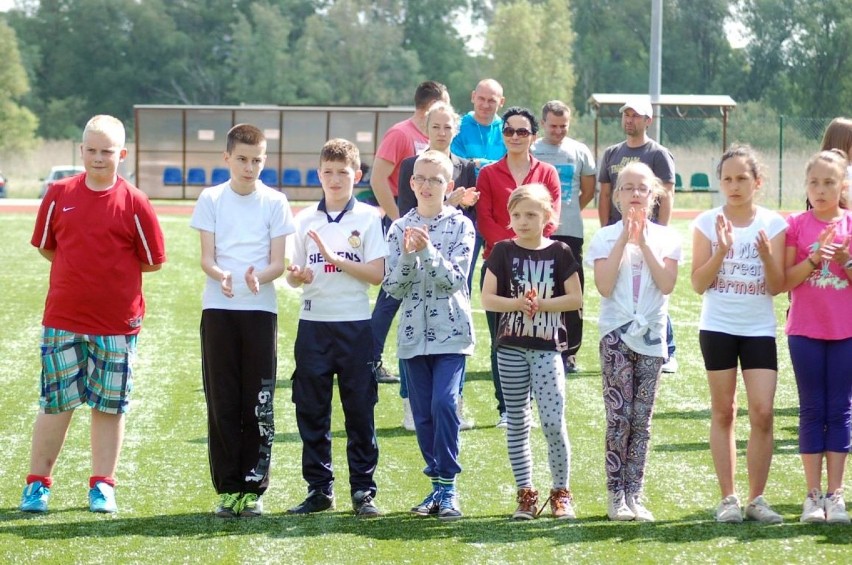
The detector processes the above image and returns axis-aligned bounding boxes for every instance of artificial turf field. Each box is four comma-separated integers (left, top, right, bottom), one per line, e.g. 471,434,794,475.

0,209,848,564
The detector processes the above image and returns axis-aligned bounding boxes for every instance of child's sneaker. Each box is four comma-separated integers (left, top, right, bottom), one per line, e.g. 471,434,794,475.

513,487,539,520
20,481,50,513
715,494,743,523
744,495,782,524
287,489,335,514
626,492,654,522
411,487,442,516
661,356,679,373
800,489,825,523
373,361,399,383
825,489,850,524
89,481,118,513
607,490,634,521
438,488,462,521
457,396,474,431
352,490,381,518
402,398,415,431
564,355,580,374
239,493,263,517
549,488,576,520
496,412,508,429
215,492,241,517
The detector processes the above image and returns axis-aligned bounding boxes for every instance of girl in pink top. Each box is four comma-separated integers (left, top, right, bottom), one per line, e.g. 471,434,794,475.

784,149,852,524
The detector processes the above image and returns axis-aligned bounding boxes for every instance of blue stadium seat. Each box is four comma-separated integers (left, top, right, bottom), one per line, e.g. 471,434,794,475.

187,167,207,185
259,168,278,187
282,168,302,186
690,172,711,191
211,168,229,185
163,167,182,185
674,173,683,192
305,169,321,186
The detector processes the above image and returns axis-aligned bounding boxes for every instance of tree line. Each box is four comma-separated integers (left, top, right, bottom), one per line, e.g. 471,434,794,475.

0,0,848,149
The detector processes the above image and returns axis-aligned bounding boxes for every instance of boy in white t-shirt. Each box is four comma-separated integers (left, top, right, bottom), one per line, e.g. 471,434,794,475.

191,124,295,518
286,139,387,517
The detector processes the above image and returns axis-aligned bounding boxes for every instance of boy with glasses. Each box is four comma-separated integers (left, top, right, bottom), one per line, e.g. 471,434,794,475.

383,150,475,520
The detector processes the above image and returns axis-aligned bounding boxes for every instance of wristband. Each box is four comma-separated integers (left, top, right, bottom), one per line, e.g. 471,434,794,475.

845,258,852,270
807,256,819,269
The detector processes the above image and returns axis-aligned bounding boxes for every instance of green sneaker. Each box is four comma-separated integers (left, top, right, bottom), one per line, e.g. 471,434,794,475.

240,493,263,517
215,492,241,518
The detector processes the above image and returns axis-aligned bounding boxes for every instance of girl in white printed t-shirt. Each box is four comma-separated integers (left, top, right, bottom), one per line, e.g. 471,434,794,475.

690,145,786,524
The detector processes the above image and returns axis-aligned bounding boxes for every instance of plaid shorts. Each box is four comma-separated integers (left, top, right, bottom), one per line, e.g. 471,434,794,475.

39,327,137,415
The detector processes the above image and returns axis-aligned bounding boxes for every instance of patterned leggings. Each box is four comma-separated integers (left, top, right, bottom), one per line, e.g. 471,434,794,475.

600,331,662,494
497,346,570,489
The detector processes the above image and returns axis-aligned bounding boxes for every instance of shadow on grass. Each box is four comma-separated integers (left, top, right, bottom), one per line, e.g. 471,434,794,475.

0,509,848,546
655,406,799,420
188,424,423,445
467,369,600,383
654,438,799,453
464,371,494,382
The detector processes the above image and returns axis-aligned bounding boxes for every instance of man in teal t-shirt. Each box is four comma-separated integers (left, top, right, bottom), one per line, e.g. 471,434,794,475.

451,78,507,173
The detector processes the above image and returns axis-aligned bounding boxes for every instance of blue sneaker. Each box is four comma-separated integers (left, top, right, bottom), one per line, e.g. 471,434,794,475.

438,488,462,521
89,482,118,513
20,481,50,513
411,487,442,516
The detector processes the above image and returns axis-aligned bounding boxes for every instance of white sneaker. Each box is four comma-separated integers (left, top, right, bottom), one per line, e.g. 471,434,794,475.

745,495,782,524
402,398,415,431
715,494,743,523
457,396,474,431
800,489,825,523
496,411,537,429
496,412,508,429
661,357,679,373
626,492,654,522
607,490,634,521
825,489,850,524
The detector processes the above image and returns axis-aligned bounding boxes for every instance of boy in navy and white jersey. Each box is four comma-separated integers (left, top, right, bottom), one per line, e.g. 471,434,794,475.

286,138,387,517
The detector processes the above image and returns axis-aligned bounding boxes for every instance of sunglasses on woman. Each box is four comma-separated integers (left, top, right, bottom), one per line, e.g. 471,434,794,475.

502,126,532,138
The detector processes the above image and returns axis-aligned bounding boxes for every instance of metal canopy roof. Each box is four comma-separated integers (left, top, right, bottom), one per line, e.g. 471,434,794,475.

587,93,737,118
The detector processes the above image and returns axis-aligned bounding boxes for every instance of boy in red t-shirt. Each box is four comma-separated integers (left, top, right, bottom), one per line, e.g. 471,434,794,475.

20,115,166,514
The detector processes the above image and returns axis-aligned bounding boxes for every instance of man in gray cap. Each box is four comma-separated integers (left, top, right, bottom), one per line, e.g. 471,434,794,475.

597,96,675,227
597,96,679,373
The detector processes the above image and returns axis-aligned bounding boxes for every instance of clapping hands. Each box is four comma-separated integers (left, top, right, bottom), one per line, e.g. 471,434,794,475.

403,225,430,254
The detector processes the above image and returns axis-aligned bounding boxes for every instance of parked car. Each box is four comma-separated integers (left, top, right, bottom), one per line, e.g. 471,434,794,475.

40,165,85,197
0,172,6,198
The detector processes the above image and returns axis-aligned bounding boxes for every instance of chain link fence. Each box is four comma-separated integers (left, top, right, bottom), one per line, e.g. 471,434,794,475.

571,114,834,211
